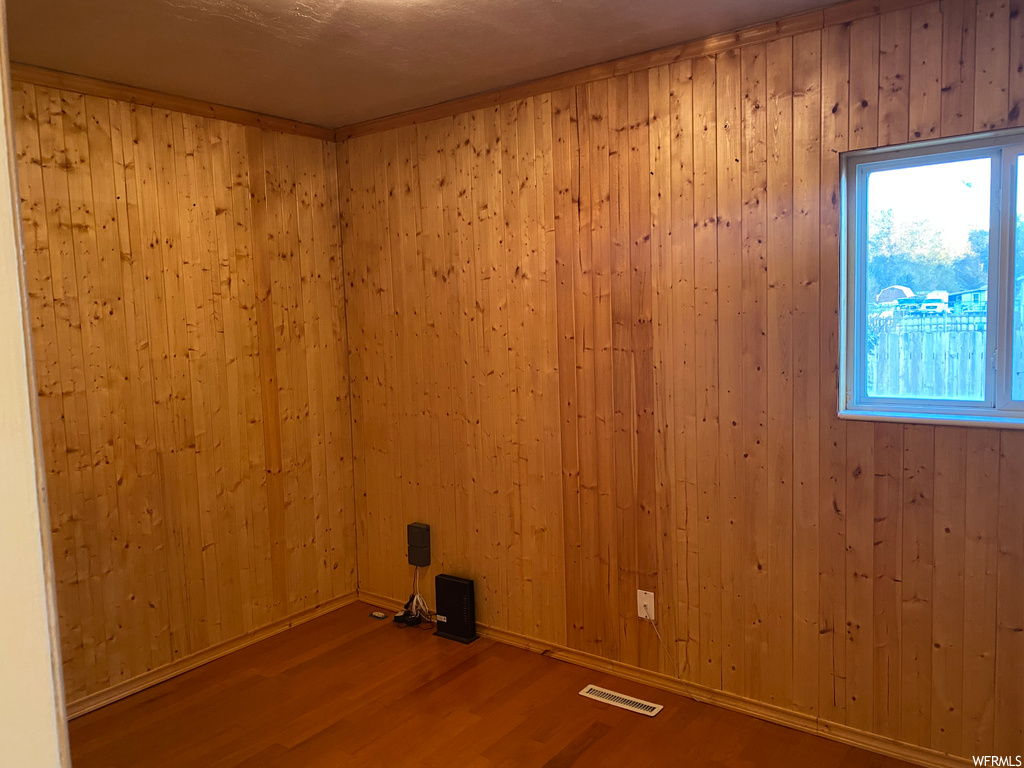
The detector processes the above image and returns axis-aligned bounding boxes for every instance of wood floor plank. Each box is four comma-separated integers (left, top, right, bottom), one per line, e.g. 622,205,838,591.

68,601,917,768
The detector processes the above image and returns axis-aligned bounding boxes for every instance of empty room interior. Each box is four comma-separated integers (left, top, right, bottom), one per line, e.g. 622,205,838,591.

2,0,1024,765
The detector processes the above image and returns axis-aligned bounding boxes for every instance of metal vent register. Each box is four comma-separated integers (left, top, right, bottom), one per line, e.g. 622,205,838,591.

578,685,663,716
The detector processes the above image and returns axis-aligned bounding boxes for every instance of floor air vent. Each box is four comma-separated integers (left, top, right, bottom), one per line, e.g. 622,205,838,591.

578,685,663,717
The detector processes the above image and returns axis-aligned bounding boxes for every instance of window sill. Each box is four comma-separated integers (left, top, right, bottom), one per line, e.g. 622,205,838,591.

839,408,1024,430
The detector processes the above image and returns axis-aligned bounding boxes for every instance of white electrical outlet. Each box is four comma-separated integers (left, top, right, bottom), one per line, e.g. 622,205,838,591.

637,589,655,621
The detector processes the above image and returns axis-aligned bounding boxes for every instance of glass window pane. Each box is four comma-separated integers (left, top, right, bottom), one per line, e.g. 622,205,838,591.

864,157,991,401
1014,155,1024,400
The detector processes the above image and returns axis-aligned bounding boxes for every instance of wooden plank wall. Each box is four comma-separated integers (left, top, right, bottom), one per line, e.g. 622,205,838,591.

11,81,358,706
339,0,1024,759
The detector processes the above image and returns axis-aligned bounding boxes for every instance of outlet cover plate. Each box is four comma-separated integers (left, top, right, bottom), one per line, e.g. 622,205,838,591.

637,590,655,620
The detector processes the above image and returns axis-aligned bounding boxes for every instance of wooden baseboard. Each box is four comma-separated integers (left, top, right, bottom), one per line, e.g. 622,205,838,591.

356,590,969,768
65,592,359,719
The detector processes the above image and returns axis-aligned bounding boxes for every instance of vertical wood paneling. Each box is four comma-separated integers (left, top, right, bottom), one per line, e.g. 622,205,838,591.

715,46,745,697
628,71,657,675
691,54,724,693
765,36,795,712
340,3,1023,761
1010,0,1024,127
872,13,910,740
648,62,676,677
910,3,943,142
931,427,967,755
847,16,880,736
18,0,1024,761
940,0,978,136
961,429,999,756
819,20,850,726
551,87,584,650
611,75,636,666
995,432,1024,754
791,30,822,718
574,81,605,658
668,59,701,682
974,0,1011,131
901,424,936,746
14,88,358,705
877,10,911,148
13,81,85,697
739,43,769,703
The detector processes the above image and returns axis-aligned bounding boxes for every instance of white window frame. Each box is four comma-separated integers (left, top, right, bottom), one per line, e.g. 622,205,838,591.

840,128,1024,429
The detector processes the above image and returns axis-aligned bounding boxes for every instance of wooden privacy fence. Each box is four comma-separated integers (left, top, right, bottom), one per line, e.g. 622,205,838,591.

868,313,988,400
869,310,1024,405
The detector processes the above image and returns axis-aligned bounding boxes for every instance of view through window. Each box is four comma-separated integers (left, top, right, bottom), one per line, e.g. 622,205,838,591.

843,131,1024,424
863,157,991,402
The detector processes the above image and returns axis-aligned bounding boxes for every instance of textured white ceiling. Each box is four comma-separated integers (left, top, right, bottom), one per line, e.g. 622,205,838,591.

9,0,833,128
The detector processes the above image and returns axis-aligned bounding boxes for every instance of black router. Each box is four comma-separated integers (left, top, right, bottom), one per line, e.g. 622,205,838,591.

434,574,476,644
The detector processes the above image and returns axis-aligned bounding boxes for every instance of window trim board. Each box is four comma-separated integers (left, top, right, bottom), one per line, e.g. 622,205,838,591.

839,127,1024,428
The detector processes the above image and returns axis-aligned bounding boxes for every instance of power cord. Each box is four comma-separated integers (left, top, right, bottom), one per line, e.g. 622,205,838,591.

394,566,433,628
642,605,698,703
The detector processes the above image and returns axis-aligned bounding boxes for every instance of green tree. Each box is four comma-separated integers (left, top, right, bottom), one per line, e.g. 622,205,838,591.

866,209,989,301
954,228,990,292
1017,213,1024,259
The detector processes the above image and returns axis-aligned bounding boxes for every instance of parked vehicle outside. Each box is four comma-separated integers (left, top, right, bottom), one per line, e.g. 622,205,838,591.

919,290,950,314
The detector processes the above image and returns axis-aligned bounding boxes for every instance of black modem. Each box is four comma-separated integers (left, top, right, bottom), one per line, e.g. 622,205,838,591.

434,574,476,643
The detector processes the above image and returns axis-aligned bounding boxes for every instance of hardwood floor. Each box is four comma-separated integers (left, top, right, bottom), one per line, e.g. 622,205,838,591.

69,601,912,767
